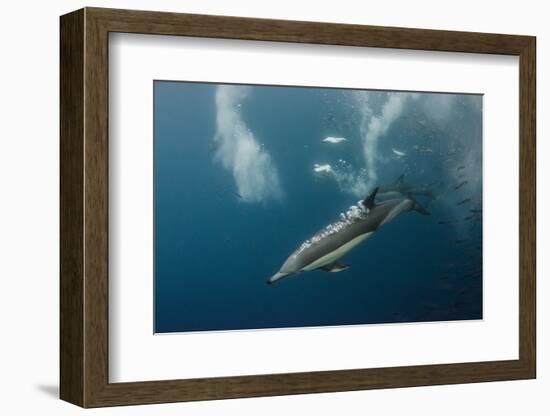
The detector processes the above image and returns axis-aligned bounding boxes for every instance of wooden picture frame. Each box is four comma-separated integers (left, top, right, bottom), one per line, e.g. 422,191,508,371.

60,7,536,408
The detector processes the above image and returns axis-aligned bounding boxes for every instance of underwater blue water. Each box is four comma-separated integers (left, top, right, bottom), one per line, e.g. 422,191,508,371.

154,81,483,333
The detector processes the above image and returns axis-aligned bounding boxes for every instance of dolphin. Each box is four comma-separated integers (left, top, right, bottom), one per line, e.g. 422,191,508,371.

377,174,435,201
267,187,430,284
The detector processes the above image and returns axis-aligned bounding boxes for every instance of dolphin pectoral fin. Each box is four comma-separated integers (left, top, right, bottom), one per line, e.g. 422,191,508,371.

267,272,291,285
320,261,350,273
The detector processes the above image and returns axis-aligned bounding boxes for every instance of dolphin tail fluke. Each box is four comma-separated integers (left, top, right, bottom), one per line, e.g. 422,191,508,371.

267,272,291,285
408,195,430,215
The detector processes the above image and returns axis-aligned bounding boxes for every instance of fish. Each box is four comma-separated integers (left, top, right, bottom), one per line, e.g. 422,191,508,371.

456,165,466,171
457,198,472,206
417,147,434,154
267,188,430,284
438,220,455,225
392,148,406,157
313,163,333,174
454,180,468,190
416,119,427,127
322,136,347,144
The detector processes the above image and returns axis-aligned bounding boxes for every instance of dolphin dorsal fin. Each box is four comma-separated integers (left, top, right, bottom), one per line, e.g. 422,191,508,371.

363,187,379,210
394,174,405,185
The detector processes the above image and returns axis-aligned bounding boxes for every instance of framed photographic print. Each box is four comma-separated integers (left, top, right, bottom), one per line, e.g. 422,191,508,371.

60,7,536,408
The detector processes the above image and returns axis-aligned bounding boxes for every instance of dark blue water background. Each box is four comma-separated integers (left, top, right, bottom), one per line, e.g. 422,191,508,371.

154,81,482,333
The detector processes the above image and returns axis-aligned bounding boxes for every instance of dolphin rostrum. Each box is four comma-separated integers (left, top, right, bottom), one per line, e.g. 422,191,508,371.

267,187,430,284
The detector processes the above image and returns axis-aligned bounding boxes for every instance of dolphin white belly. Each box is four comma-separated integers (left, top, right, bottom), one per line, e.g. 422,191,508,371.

302,232,374,271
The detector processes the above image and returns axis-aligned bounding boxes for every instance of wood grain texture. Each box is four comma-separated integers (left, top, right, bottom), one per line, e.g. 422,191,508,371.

518,38,536,375
59,8,84,407
83,10,110,406
59,7,537,408
88,7,532,54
